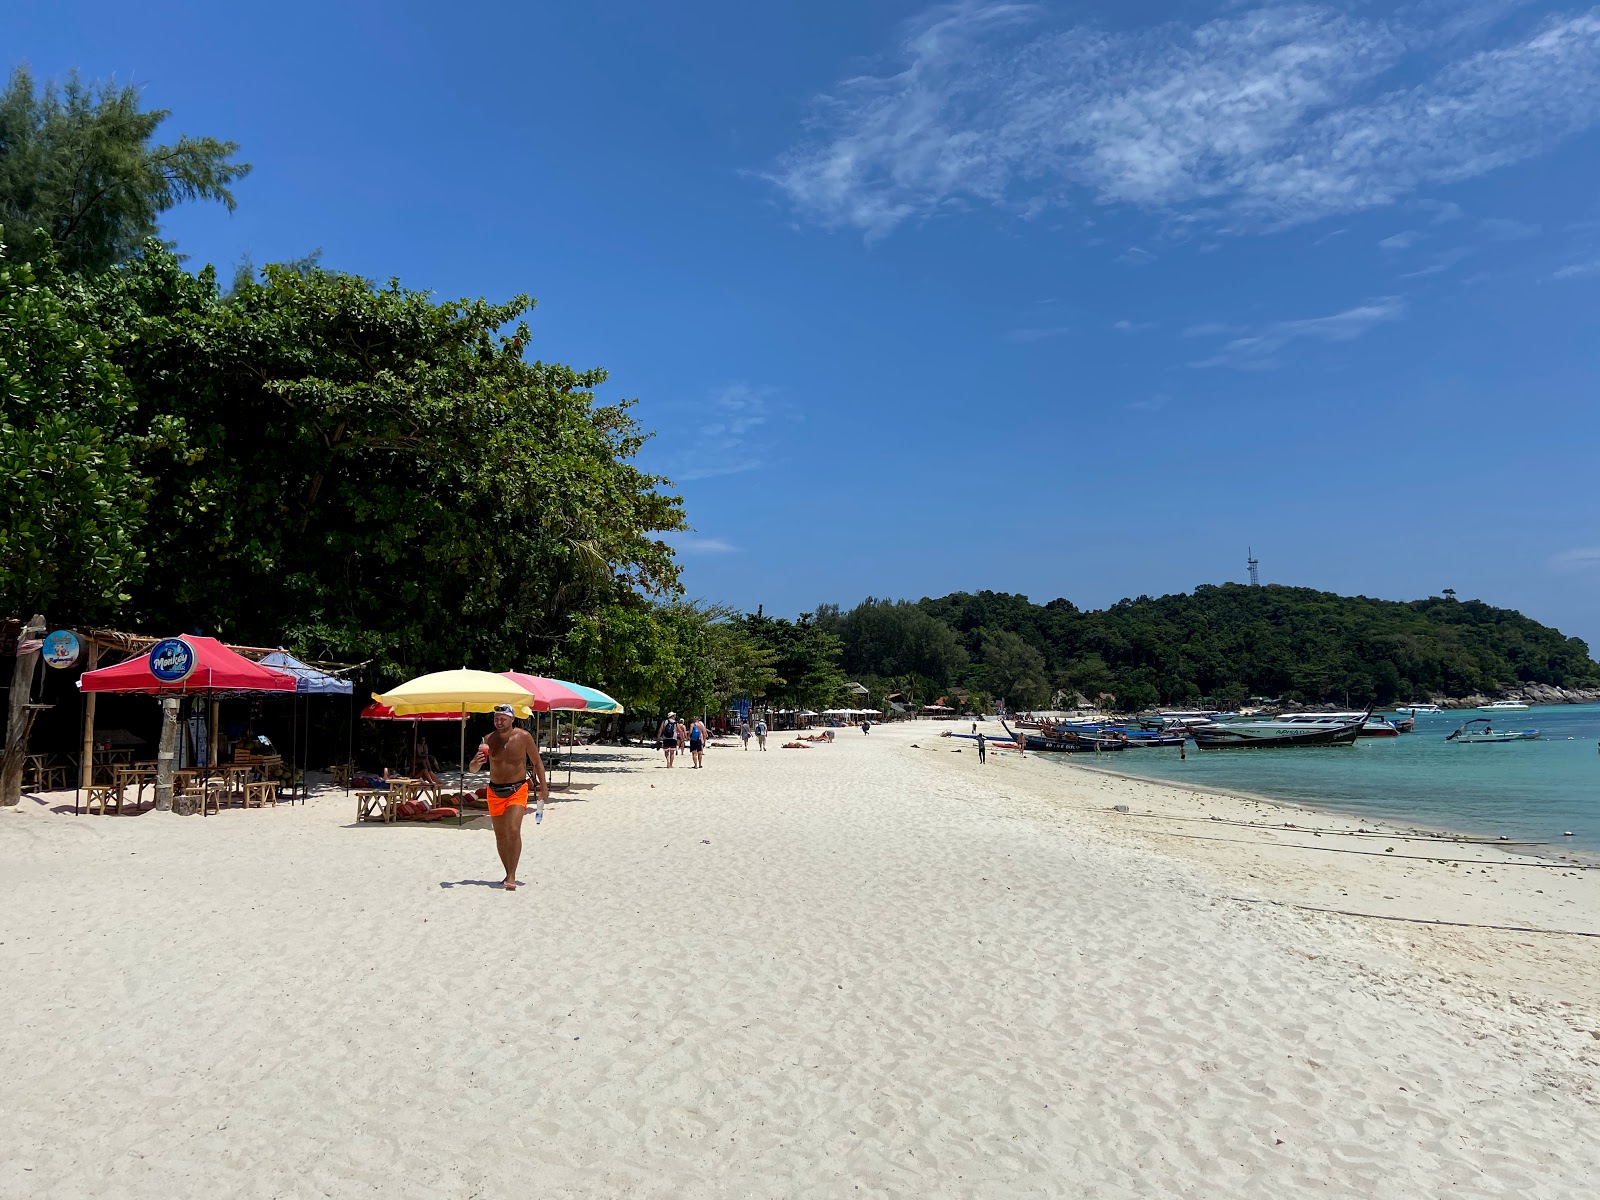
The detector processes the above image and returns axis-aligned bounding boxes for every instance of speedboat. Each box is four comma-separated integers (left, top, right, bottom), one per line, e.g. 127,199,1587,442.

1445,718,1540,743
1479,701,1530,711
1393,703,1442,716
1192,712,1365,750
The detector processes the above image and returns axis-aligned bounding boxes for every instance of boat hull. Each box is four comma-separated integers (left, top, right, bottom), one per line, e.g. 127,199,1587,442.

1193,722,1363,750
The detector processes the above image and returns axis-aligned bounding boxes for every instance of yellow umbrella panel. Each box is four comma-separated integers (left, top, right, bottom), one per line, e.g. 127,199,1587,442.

370,669,536,824
372,669,534,717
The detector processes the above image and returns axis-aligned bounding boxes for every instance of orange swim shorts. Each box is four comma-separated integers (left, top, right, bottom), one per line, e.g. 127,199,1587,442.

486,781,529,818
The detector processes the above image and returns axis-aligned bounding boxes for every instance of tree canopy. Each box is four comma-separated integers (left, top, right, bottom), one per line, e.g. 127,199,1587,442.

0,68,249,275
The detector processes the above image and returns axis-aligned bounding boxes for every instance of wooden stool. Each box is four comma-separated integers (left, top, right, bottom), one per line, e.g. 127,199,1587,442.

84,784,122,815
355,790,389,823
244,781,278,809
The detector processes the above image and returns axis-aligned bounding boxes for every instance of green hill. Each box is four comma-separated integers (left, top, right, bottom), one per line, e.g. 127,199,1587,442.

826,586,1600,711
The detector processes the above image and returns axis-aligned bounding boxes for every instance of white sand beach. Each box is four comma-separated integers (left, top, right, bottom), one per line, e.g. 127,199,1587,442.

3,720,1597,1198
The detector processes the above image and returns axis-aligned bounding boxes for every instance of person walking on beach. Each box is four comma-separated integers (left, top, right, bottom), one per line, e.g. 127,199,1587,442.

739,719,751,750
675,719,689,764
657,712,679,768
755,717,768,751
861,718,871,734
977,732,987,764
689,717,708,768
469,704,548,891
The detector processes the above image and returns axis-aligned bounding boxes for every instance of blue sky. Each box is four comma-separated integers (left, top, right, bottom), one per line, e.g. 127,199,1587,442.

17,1,1600,646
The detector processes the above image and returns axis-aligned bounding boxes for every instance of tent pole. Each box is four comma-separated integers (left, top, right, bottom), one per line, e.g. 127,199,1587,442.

345,690,354,799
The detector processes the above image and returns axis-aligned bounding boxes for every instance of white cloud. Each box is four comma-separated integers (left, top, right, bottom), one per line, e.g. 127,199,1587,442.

1005,325,1072,343
1550,546,1600,570
1190,296,1405,369
1399,246,1475,277
1553,259,1600,279
670,536,740,555
769,4,1600,239
1113,320,1156,334
663,383,781,481
1380,230,1423,250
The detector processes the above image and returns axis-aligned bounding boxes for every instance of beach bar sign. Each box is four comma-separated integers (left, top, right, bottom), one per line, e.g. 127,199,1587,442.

42,630,82,669
148,638,197,684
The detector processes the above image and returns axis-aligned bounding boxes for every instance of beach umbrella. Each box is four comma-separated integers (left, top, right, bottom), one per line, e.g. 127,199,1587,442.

499,673,585,822
371,670,537,825
547,679,624,790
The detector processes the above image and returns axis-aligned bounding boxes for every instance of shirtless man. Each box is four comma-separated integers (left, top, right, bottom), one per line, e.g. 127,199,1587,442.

469,704,548,890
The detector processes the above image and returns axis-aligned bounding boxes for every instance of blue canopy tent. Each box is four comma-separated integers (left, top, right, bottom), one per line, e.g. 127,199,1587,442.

258,652,354,803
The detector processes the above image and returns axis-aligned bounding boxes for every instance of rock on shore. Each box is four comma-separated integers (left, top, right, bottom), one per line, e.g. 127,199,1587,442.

1438,683,1600,709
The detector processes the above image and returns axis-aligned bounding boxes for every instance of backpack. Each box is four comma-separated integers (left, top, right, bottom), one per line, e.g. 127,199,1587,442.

662,719,678,740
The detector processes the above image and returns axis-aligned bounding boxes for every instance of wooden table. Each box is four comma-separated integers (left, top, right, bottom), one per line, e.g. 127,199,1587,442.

113,764,159,808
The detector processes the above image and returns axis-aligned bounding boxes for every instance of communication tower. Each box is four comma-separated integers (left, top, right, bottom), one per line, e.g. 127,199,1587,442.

1247,548,1260,587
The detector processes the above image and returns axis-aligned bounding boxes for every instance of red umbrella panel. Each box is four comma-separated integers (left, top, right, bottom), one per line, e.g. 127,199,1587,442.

360,703,465,721
498,672,587,711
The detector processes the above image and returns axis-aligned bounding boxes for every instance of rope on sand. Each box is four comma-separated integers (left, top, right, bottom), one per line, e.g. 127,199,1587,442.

1155,831,1597,868
1224,896,1600,939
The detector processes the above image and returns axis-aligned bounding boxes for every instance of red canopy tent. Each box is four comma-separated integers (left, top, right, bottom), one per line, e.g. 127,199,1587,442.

79,635,297,695
77,636,298,815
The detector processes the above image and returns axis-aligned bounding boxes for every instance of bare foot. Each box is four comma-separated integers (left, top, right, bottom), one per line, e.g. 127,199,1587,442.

503,877,519,890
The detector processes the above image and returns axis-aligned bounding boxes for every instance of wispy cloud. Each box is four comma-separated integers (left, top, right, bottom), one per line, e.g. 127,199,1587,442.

1190,296,1405,369
768,4,1600,239
669,536,740,555
1005,325,1072,343
1478,217,1541,240
1113,320,1156,334
1550,546,1600,571
663,383,781,481
1380,230,1423,250
1553,259,1600,279
1399,246,1476,278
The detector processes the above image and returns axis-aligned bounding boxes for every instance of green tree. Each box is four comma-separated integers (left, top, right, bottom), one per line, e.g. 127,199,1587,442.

0,68,250,275
87,244,683,677
835,597,968,684
743,611,848,710
0,233,160,617
980,627,1049,709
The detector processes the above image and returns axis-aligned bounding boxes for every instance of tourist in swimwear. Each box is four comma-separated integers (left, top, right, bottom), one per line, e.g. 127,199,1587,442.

657,712,680,767
469,704,547,890
676,719,689,763
689,717,707,767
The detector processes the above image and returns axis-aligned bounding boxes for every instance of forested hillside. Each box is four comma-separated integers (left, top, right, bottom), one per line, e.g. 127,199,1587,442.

820,587,1600,711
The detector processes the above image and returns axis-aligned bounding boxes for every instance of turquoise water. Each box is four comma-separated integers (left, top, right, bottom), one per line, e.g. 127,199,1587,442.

1054,706,1600,855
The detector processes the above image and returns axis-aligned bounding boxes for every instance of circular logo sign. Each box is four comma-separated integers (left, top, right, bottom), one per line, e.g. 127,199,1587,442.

42,630,82,669
148,638,197,684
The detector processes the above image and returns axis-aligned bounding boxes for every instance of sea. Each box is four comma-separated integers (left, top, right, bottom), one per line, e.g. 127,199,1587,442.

1050,705,1600,856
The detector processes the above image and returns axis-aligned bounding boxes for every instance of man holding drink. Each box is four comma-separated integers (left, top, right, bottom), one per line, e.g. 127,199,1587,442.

470,704,548,890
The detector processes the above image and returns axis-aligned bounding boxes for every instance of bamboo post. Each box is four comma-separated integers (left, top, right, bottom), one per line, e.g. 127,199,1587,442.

209,698,221,767
80,640,101,788
155,696,179,811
